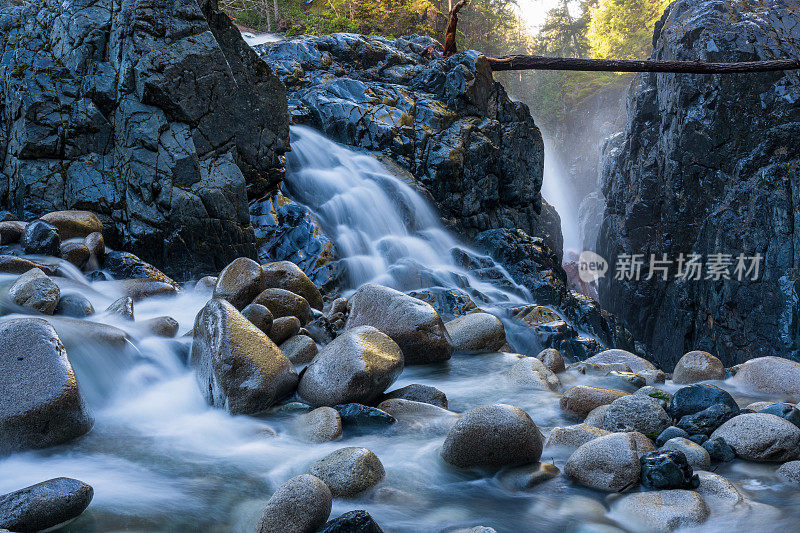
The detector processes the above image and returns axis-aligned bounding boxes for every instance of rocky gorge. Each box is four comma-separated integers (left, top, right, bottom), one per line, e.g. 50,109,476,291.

2,0,800,532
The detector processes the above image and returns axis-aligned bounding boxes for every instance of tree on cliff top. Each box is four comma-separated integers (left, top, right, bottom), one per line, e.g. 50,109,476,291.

587,0,670,59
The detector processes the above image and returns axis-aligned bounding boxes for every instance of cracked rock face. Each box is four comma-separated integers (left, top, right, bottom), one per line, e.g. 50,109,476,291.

597,0,800,368
256,33,562,256
0,0,289,279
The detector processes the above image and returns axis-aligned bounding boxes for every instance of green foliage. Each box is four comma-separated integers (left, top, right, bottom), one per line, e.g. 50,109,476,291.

587,0,670,59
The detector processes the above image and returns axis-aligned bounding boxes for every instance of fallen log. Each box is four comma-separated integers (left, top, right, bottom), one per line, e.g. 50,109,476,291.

485,55,800,73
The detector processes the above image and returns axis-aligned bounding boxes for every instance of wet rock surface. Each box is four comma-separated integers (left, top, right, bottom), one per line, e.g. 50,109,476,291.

0,319,93,454
0,477,93,533
597,0,800,368
640,450,699,490
0,0,288,279
308,447,386,496
256,474,332,533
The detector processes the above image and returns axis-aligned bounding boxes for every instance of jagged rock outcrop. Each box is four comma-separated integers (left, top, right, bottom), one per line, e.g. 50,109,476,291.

0,0,288,279
598,0,800,368
256,33,562,256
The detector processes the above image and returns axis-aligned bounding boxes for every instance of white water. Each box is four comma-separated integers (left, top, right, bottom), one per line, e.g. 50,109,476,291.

541,139,581,255
1,127,798,532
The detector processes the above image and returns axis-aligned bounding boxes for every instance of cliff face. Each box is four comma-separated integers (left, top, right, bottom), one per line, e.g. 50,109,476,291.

257,33,563,258
598,0,800,368
0,0,289,278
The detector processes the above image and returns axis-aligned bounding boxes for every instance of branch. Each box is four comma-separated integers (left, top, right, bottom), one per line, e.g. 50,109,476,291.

486,55,800,73
443,0,470,58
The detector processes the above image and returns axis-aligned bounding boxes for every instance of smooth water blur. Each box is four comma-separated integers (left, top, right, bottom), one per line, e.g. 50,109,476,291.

541,139,581,256
1,128,800,532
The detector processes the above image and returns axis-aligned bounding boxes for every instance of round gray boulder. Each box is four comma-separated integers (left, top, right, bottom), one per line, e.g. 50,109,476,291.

9,268,60,314
564,432,641,492
280,334,318,364
346,283,453,364
507,356,561,391
545,423,611,450
444,312,506,353
560,386,629,420
732,356,800,402
609,489,710,533
536,347,565,373
308,447,386,496
672,351,725,384
291,407,342,443
441,404,543,468
256,474,332,533
710,413,800,462
602,394,671,435
583,349,656,373
297,325,403,407
661,437,711,470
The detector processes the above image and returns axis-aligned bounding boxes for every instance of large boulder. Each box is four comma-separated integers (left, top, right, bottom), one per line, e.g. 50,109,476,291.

564,432,641,492
596,0,800,369
506,356,561,391
297,326,403,406
444,312,506,353
731,357,800,402
261,261,324,310
441,404,543,468
0,0,288,279
308,447,386,496
0,477,93,532
346,284,453,364
190,299,298,414
0,319,93,454
8,268,61,314
672,351,725,384
40,211,102,240
710,413,800,462
213,257,266,310
256,475,332,533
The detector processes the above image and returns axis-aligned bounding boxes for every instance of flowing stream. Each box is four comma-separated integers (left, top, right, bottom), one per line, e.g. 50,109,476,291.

0,127,798,532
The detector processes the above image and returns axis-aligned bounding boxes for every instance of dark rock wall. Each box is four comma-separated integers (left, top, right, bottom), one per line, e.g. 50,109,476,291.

598,0,800,368
0,0,289,279
257,34,563,258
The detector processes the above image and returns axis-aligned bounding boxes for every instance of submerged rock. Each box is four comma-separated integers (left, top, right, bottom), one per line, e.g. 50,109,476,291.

0,477,93,533
297,325,403,406
9,268,60,314
256,474,332,533
0,319,93,453
506,356,561,391
380,384,448,409
292,407,343,443
376,398,457,434
319,510,384,533
441,404,543,469
309,447,386,496
609,489,710,533
444,312,506,353
346,283,453,364
190,299,298,415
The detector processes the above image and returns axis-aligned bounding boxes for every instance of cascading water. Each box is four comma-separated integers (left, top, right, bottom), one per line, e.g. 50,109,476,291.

0,127,797,533
541,139,581,256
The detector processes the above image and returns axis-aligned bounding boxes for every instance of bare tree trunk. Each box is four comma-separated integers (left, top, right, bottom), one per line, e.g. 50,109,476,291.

264,0,272,31
443,0,469,58
272,0,279,27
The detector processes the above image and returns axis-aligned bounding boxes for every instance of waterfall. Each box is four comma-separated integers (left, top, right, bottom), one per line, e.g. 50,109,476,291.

541,138,581,256
280,125,529,308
